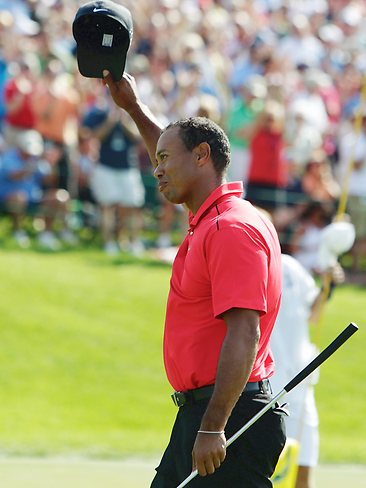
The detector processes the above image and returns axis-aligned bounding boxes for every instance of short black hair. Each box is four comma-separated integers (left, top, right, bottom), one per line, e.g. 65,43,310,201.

163,117,231,175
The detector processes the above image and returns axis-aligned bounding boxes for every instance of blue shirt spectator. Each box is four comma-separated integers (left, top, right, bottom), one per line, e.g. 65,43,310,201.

0,147,49,205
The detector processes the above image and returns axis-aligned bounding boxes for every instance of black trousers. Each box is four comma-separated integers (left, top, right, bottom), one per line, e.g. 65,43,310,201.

151,390,286,488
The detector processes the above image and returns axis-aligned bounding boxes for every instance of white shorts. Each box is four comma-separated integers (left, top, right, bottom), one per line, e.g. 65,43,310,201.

285,387,319,467
90,165,145,207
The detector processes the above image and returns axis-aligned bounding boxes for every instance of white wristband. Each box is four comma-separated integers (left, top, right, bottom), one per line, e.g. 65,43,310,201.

197,430,224,435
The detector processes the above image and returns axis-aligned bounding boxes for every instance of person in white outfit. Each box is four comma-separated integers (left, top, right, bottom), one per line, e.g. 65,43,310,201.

270,231,352,488
270,254,323,488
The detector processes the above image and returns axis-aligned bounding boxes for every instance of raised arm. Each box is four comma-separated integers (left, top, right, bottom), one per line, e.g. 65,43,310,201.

102,70,163,164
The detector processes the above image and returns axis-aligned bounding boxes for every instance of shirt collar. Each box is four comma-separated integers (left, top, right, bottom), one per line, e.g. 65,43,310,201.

189,181,244,228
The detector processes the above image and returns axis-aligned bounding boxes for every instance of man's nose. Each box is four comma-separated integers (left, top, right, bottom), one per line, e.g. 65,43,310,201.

154,163,163,178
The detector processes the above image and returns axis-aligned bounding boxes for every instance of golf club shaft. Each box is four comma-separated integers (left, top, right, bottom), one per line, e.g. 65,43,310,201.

227,322,358,447
176,322,358,488
226,389,287,448
284,322,358,392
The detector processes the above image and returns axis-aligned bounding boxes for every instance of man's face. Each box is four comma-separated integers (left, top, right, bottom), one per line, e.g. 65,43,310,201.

154,127,198,205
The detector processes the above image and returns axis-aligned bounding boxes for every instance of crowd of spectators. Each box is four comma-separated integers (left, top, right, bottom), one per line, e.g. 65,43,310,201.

0,0,365,270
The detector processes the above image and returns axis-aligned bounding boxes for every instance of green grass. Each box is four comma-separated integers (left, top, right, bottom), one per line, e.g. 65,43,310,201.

1,459,366,488
313,284,366,463
0,246,365,464
0,248,175,457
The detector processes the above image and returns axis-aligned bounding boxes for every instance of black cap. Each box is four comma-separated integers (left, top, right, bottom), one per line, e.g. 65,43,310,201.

72,0,133,81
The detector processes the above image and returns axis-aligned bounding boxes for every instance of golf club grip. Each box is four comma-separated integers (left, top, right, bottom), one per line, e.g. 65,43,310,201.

284,322,358,393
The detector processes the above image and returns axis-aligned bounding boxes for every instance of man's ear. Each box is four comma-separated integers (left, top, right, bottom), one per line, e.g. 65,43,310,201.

194,142,211,166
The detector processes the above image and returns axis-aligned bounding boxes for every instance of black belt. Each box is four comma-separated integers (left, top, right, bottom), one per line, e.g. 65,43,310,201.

171,380,272,408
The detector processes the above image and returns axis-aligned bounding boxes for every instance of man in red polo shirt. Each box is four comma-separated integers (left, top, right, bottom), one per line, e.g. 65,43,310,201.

103,71,285,487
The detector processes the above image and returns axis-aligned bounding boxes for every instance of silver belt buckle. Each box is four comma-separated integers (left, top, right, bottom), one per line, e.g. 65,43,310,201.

171,391,186,407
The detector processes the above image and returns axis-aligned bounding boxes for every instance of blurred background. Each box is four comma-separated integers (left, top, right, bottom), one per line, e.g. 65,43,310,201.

0,1,365,487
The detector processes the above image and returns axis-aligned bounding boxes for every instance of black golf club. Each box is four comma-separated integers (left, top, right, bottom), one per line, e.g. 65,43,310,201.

177,322,359,488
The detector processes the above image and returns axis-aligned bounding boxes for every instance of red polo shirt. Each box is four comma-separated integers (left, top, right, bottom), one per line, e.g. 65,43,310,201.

164,182,282,392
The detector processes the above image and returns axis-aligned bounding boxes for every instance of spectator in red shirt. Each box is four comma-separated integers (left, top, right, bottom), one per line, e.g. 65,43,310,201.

3,59,38,147
246,100,289,214
103,71,286,488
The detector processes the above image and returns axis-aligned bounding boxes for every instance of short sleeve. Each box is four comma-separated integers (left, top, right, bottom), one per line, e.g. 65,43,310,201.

206,225,269,318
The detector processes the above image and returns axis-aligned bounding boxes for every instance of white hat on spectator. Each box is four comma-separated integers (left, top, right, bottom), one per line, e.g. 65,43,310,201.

305,68,331,89
17,130,44,157
317,221,356,271
318,24,344,45
339,5,363,27
247,75,267,98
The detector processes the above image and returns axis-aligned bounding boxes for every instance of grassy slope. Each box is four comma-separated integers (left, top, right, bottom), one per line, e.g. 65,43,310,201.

0,250,175,457
0,249,365,463
314,284,366,463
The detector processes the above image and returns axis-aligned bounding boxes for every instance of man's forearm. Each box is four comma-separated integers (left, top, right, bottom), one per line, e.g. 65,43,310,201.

125,101,163,164
191,309,260,476
199,320,259,431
